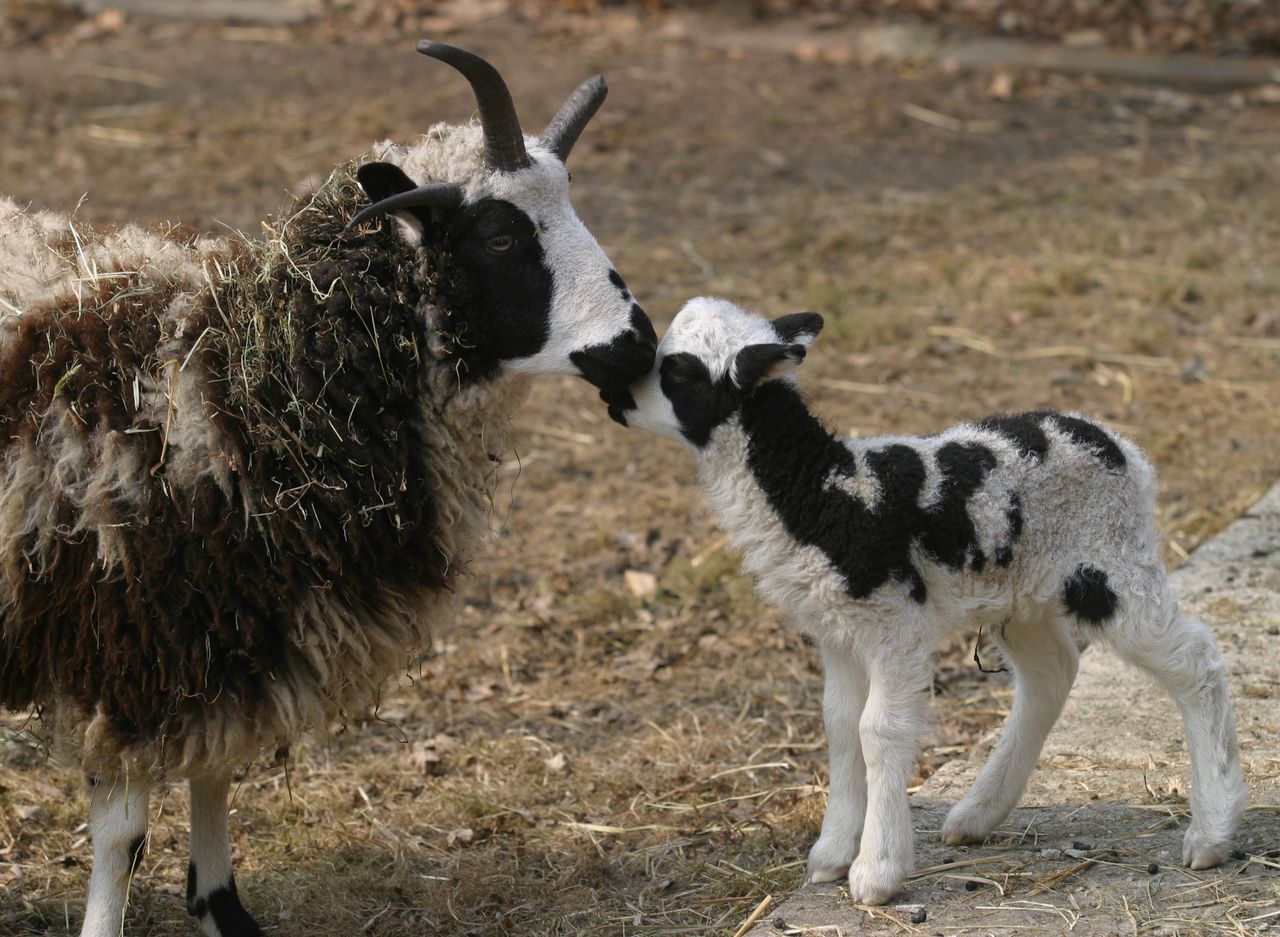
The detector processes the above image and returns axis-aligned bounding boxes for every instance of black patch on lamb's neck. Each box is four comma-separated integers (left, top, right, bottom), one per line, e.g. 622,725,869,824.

1062,564,1119,624
733,383,1013,603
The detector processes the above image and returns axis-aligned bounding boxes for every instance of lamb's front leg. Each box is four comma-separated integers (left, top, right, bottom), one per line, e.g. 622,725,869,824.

846,650,931,905
81,773,151,937
808,644,868,883
187,773,262,937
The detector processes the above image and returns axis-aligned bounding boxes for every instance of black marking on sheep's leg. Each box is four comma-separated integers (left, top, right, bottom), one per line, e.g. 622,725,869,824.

571,303,657,396
127,834,146,875
1048,414,1127,471
1062,564,1119,625
188,863,261,937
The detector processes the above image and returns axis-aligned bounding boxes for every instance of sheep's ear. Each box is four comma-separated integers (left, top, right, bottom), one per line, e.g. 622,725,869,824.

732,342,806,390
355,162,434,237
772,312,824,348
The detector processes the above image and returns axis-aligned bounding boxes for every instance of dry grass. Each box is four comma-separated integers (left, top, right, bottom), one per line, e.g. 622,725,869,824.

2,17,1280,937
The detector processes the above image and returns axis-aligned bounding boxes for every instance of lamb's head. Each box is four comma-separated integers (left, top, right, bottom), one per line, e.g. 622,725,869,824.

346,42,655,394
613,297,824,448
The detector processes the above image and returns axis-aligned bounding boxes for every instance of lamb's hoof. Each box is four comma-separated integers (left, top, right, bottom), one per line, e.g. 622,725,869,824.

940,804,993,846
1183,831,1233,870
808,865,849,884
807,832,859,884
846,859,906,906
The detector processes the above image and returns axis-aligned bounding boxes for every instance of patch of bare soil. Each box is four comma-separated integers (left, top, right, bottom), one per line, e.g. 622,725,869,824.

2,11,1279,936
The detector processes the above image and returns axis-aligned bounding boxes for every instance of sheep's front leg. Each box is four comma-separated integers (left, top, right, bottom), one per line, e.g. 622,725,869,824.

845,651,931,906
808,644,868,883
188,774,262,937
81,774,151,937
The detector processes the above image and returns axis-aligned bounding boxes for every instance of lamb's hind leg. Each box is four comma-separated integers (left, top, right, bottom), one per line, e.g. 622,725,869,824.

942,612,1079,845
807,644,869,883
188,773,262,937
80,773,151,937
1107,605,1246,868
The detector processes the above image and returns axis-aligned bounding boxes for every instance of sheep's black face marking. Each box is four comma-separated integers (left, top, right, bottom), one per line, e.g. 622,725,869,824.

573,301,658,403
1063,564,1119,624
429,199,553,381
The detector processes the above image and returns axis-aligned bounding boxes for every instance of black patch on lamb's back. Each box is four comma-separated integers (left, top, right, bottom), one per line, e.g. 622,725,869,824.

739,386,1023,603
977,412,1052,461
1048,414,1126,471
1062,564,1119,625
920,442,998,571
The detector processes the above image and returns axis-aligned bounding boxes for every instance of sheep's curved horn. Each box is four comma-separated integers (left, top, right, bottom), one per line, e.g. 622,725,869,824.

541,75,607,164
417,40,530,173
346,182,464,229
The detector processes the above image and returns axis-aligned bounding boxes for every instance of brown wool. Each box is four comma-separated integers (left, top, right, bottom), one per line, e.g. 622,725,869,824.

1,163,517,778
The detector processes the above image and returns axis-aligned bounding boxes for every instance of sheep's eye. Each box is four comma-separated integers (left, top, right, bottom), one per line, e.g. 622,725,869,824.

485,234,517,254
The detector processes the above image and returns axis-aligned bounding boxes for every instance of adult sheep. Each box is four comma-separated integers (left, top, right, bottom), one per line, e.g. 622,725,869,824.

0,41,655,937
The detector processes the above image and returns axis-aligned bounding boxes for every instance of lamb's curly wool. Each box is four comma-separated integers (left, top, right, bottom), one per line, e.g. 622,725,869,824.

0,131,526,780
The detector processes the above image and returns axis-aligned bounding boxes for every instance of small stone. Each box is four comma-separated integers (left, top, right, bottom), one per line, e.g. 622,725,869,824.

1147,862,1160,874
13,805,49,824
1064,848,1089,860
964,879,980,891
772,916,788,931
623,570,658,599
1072,841,1093,851
1233,849,1248,860
1039,848,1064,860
910,908,928,924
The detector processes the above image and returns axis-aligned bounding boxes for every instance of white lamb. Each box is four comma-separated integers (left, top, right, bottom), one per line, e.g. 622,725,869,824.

610,296,1247,905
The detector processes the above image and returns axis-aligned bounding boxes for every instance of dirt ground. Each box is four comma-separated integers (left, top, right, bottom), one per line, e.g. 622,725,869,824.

2,8,1279,936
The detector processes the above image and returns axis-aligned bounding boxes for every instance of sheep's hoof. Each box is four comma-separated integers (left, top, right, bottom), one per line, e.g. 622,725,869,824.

1183,831,1233,870
846,859,905,906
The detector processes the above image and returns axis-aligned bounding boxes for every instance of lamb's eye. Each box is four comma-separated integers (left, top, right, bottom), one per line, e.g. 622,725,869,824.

485,234,517,254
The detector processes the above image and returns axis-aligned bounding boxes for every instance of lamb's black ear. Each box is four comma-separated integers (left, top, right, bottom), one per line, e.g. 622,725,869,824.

355,162,434,232
772,312,824,348
732,342,806,390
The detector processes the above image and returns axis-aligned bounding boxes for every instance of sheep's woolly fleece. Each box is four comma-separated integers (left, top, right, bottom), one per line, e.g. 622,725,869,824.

0,123,529,780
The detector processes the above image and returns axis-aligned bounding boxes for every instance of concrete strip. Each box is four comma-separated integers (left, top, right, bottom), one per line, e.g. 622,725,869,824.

748,483,1280,935
675,15,1280,91
70,0,317,25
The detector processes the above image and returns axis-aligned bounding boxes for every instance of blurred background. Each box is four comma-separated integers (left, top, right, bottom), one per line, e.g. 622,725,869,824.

2,1,1279,934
